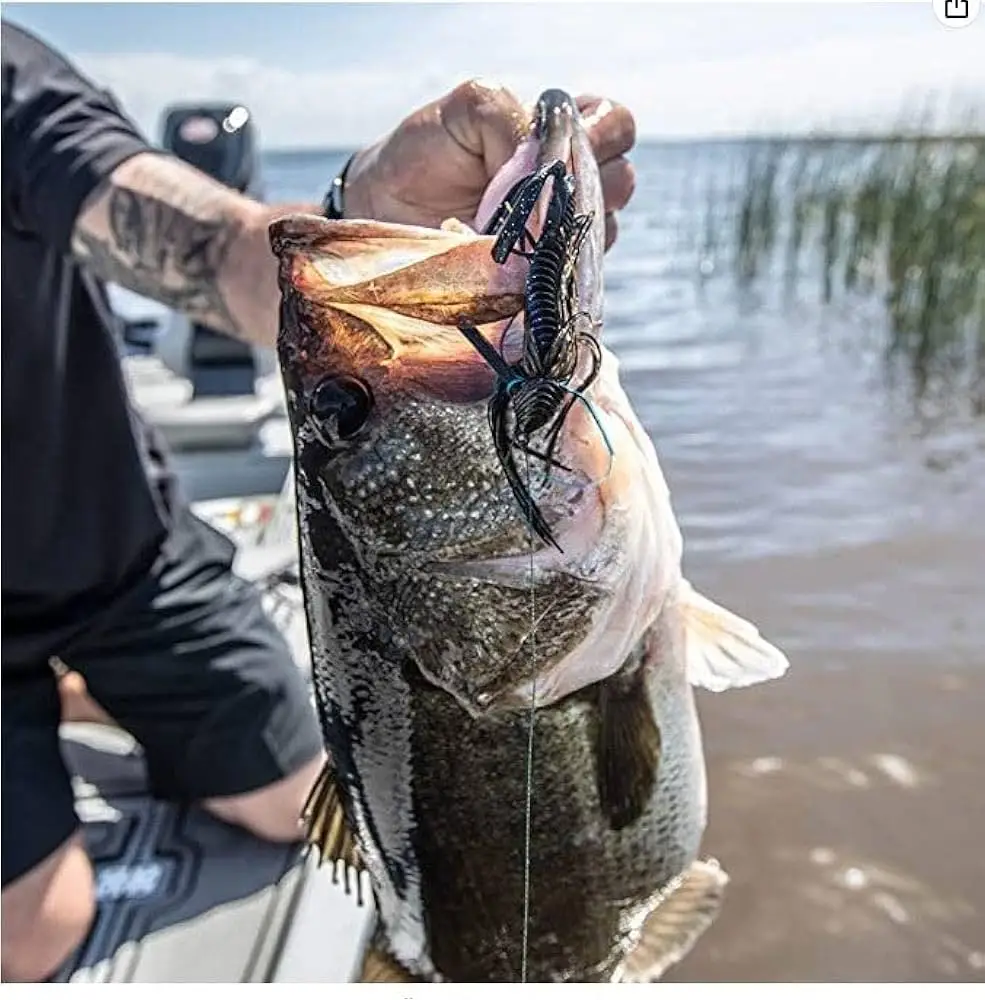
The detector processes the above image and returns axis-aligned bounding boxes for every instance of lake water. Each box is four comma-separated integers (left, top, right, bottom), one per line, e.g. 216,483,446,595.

261,143,985,980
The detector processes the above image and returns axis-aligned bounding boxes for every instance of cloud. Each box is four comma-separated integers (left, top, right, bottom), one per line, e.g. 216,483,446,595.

69,8,985,149
73,52,426,149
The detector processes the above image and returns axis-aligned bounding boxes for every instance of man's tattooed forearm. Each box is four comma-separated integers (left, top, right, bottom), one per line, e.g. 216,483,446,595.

73,186,242,336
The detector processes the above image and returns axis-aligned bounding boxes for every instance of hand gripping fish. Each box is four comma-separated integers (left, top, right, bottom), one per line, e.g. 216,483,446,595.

269,89,790,983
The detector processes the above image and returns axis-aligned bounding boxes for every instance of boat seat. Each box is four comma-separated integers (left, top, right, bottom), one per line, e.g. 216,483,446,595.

156,315,278,401
122,351,287,455
140,394,283,452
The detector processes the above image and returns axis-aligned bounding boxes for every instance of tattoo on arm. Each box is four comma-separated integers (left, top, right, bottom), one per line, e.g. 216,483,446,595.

72,157,247,337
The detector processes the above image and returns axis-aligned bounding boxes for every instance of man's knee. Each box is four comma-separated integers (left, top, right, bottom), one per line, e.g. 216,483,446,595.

204,751,325,844
1,833,95,982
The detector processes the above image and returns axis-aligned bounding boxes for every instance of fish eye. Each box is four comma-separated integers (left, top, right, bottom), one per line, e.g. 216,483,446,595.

309,375,373,440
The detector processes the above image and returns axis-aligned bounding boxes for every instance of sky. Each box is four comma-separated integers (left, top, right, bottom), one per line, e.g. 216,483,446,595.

4,2,983,150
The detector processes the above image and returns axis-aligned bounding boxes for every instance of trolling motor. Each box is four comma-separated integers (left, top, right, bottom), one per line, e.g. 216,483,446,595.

156,103,267,397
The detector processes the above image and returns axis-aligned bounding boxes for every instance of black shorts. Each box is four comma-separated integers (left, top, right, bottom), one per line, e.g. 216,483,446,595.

1,506,322,889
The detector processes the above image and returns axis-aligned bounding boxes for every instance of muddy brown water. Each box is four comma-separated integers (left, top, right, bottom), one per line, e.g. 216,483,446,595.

607,144,985,982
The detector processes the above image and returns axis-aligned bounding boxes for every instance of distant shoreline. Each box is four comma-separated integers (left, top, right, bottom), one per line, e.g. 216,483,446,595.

263,131,985,159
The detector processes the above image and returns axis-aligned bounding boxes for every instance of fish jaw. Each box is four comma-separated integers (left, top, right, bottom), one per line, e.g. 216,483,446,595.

533,88,605,324
569,103,605,325
270,215,525,324
270,213,525,405
475,89,606,389
475,89,605,318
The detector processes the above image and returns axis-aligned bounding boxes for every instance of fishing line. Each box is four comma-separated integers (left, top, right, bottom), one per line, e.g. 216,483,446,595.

520,451,537,984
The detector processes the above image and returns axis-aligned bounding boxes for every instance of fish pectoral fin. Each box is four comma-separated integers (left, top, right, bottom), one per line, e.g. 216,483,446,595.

596,670,661,830
358,944,424,983
679,579,790,692
618,858,729,983
301,760,366,901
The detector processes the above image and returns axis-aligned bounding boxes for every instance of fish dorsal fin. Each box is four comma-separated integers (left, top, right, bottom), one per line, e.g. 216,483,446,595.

678,580,790,692
301,760,366,902
618,858,729,982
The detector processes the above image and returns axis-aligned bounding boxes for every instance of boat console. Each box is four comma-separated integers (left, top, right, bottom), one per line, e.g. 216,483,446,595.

155,102,269,400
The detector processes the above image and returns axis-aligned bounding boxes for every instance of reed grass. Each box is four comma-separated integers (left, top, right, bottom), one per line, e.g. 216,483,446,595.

699,124,985,411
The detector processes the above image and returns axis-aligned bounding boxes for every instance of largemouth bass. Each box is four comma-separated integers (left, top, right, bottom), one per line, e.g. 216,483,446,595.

270,89,789,983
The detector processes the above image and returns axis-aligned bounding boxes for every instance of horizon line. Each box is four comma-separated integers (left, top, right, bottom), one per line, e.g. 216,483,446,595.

260,129,985,157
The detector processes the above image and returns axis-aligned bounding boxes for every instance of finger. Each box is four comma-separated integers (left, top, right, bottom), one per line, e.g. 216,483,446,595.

576,94,606,118
604,212,619,252
441,78,529,177
600,156,636,214
577,95,637,165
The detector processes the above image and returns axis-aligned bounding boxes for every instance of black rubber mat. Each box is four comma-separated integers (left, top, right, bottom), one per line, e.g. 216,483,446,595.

52,724,309,983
